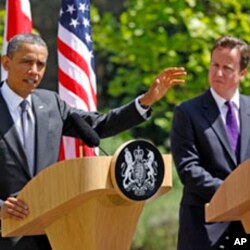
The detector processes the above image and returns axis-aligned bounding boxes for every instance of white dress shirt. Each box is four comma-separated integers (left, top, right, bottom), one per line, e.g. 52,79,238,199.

1,82,35,146
210,88,240,128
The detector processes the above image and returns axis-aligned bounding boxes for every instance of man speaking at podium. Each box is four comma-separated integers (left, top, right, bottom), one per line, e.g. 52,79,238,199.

0,33,186,249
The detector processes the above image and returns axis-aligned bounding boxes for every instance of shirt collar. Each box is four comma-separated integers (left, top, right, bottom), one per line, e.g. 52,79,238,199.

1,81,32,111
210,88,240,110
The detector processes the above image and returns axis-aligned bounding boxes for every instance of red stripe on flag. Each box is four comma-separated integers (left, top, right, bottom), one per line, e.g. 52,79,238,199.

58,38,97,106
76,140,95,157
82,145,95,157
59,139,65,161
58,68,91,111
75,139,81,158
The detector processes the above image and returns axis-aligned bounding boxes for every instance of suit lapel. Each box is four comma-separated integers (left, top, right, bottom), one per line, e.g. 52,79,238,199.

239,95,250,161
202,90,237,165
32,93,49,174
0,92,31,177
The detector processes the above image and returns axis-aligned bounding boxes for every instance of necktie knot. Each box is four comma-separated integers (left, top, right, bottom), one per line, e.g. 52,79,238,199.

20,100,29,112
225,100,234,111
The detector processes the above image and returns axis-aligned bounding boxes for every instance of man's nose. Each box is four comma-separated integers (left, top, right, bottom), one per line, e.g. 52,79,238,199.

216,68,223,76
29,63,39,73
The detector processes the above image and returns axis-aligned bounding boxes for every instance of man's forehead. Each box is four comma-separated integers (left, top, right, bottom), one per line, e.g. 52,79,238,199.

15,44,48,58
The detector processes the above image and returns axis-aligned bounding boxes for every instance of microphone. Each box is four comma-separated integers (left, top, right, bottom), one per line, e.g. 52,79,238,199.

69,113,100,147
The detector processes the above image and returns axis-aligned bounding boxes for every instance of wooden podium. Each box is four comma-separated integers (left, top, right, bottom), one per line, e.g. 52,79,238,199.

206,159,250,233
2,154,172,250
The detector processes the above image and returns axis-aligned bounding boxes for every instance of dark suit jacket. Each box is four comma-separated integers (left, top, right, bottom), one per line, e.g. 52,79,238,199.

170,89,250,250
0,87,149,249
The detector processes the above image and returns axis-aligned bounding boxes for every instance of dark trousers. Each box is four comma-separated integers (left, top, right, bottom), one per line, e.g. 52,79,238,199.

0,235,51,250
215,221,247,250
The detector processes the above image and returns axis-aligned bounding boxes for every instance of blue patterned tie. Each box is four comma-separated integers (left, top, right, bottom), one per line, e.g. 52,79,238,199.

20,100,34,176
225,101,240,159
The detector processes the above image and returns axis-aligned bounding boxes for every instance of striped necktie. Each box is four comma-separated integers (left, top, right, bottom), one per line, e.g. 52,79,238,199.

20,100,35,176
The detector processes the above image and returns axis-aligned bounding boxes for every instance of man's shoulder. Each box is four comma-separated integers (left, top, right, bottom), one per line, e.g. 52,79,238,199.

34,88,57,95
240,93,250,102
31,89,62,107
33,88,58,99
177,90,210,109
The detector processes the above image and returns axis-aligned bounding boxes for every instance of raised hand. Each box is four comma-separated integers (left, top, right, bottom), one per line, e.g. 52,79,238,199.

139,67,187,107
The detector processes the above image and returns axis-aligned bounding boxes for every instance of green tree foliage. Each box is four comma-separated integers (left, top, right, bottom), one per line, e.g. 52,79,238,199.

0,9,4,52
92,0,250,152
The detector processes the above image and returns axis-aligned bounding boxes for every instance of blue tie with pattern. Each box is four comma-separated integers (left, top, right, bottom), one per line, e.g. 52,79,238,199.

20,100,34,176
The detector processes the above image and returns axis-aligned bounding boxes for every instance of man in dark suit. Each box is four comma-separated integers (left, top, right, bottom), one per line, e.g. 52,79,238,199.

170,35,250,250
0,33,186,249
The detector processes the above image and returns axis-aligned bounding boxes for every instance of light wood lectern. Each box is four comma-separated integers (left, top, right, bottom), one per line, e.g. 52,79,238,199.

2,154,172,250
206,159,250,233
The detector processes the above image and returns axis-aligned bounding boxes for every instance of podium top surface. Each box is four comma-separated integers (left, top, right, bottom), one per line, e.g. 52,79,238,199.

2,155,172,237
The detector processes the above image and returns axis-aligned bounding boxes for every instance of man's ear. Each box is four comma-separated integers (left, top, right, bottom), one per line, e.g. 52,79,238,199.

240,68,247,80
1,55,10,71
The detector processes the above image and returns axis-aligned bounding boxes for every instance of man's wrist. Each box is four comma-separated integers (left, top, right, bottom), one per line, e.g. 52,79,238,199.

135,96,151,119
138,92,154,107
138,99,150,109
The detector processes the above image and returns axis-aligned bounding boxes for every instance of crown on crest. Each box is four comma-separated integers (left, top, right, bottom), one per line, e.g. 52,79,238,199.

133,146,144,160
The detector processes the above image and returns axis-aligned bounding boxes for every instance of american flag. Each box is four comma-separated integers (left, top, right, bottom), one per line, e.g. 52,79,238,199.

58,0,97,159
1,0,32,81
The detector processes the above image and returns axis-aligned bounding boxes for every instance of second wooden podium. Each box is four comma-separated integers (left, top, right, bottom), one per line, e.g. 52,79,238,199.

2,140,172,250
206,159,250,233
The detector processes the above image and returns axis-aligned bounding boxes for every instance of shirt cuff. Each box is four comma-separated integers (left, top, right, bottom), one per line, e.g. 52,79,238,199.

135,96,151,119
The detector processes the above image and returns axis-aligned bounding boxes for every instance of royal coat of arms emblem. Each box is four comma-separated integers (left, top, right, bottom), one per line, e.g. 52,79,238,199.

112,140,165,201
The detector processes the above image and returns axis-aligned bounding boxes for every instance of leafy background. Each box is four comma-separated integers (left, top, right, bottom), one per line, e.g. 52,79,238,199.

0,0,250,249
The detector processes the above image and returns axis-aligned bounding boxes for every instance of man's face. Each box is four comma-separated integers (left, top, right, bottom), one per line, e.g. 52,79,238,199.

2,42,48,98
209,47,246,100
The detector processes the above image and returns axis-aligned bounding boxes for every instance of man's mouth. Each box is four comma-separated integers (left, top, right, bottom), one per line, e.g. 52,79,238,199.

214,79,224,84
25,79,37,86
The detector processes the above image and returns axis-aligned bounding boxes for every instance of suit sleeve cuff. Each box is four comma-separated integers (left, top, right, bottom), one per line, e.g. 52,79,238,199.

135,96,151,120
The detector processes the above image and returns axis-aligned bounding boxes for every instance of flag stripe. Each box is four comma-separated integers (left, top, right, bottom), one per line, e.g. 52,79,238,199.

58,50,96,110
58,68,91,111
59,84,89,110
58,38,97,107
59,83,89,110
58,50,91,95
58,0,97,158
75,139,81,158
58,23,97,101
